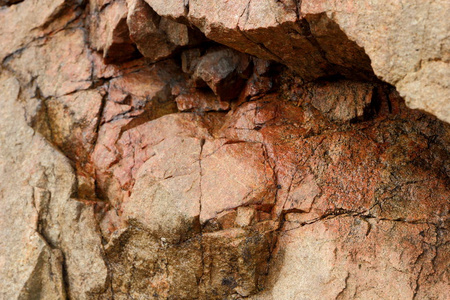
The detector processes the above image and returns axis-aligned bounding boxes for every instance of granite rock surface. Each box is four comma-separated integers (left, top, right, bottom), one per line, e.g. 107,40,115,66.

0,0,449,299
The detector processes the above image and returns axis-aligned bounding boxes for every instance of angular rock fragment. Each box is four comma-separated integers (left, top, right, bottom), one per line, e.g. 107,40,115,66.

283,173,320,213
18,247,66,300
192,47,252,101
93,113,212,206
144,0,188,21
186,0,374,81
45,90,104,161
127,0,203,62
103,226,203,299
144,0,450,122
104,59,181,123
0,0,23,6
301,0,450,122
1,1,449,299
306,80,376,122
89,0,139,63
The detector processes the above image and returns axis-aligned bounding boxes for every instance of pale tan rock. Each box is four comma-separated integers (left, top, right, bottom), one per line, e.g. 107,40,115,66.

301,0,450,123
123,136,202,242
1,1,449,299
6,29,92,98
18,247,67,300
152,0,449,122
45,89,104,161
308,80,375,122
58,200,109,299
200,140,276,223
235,206,257,227
397,60,450,123
255,216,449,300
0,73,56,300
144,0,188,21
0,0,80,61
0,71,108,300
186,0,373,80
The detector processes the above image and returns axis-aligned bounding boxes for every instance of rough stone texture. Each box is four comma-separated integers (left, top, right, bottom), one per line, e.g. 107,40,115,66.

0,0,449,299
301,0,450,123
89,0,139,63
0,0,23,6
175,90,230,112
255,216,449,300
0,0,83,61
147,0,449,122
0,72,108,300
6,28,92,98
200,141,276,223
127,0,203,62
192,47,252,101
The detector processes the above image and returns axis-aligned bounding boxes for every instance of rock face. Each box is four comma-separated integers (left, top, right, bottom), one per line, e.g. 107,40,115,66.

0,0,449,300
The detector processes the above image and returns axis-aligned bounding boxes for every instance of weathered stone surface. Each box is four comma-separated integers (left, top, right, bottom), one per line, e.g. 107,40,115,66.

254,216,449,300
0,0,23,6
0,73,62,300
143,0,187,21
101,223,203,299
301,0,450,122
6,29,92,98
127,0,200,62
175,90,230,112
104,59,181,123
45,90,104,160
1,0,449,299
186,0,374,81
89,0,139,63
92,113,212,207
396,60,450,123
123,136,202,242
144,0,449,122
0,0,82,61
220,86,449,226
200,228,271,298
306,80,375,122
0,71,108,300
18,247,66,300
200,140,276,223
192,47,252,101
